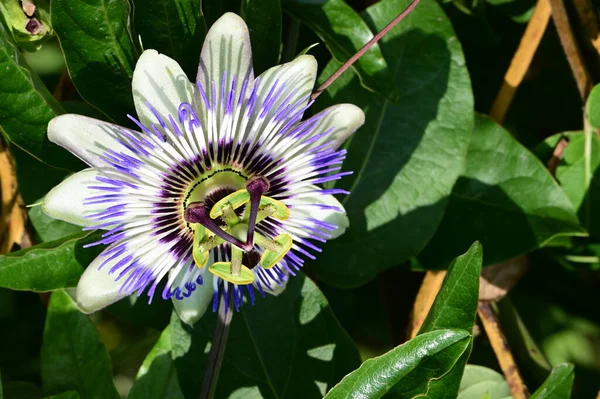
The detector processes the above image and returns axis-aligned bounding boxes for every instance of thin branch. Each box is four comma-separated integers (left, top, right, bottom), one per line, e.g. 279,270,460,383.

409,271,446,339
199,288,234,399
478,302,529,399
311,0,421,101
489,0,551,123
550,0,593,99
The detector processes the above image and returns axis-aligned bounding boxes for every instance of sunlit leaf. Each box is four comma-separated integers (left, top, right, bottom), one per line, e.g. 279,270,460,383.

417,242,482,397
283,0,397,101
170,274,360,398
419,115,585,268
530,363,575,399
310,0,473,287
324,329,471,398
0,232,101,292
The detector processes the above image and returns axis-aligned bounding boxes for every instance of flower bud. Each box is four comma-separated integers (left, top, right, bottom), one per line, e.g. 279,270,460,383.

0,0,52,51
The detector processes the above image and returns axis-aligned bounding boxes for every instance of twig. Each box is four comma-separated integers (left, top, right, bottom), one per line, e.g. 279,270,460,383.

199,287,234,399
478,302,529,399
311,0,421,101
573,0,600,57
550,0,593,99
547,137,569,175
409,271,446,338
489,0,551,123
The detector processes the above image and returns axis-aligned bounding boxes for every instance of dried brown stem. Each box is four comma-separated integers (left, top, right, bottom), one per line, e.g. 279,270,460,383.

0,143,29,254
547,137,569,175
550,0,593,99
311,0,421,101
489,0,551,123
478,302,529,399
409,271,446,339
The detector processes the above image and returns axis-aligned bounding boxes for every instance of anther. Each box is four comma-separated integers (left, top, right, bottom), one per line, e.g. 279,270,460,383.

184,201,247,250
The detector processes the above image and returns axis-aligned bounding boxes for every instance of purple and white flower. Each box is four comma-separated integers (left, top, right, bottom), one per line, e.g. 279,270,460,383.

42,13,364,324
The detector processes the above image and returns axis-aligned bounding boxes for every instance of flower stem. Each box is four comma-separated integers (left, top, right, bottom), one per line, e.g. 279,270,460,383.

199,287,234,399
311,0,421,101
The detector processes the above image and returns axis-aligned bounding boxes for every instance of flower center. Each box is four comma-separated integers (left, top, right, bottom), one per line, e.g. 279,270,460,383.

183,175,292,285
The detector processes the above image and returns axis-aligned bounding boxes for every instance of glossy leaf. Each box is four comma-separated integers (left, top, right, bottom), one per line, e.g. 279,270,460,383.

129,326,184,399
416,242,482,398
133,0,206,79
0,22,81,170
419,241,482,333
538,132,600,238
41,290,119,399
170,274,360,398
457,365,511,399
530,363,575,399
310,0,473,287
51,0,137,125
585,83,600,129
241,0,282,75
283,0,397,101
324,329,471,399
419,115,585,269
0,232,101,292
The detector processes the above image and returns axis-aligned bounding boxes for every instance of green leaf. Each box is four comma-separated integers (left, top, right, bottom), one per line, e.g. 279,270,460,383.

419,115,585,269
170,274,360,398
41,290,119,399
29,203,82,243
420,242,482,333
309,0,473,287
51,0,138,125
283,0,398,101
585,83,600,129
530,363,575,399
457,365,511,399
539,132,600,238
133,0,206,79
0,231,101,292
128,326,184,399
417,242,482,398
324,329,471,399
0,22,81,170
241,0,282,75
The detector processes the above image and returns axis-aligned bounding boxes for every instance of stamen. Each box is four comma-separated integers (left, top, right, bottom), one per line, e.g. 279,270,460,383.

245,176,270,247
184,202,246,249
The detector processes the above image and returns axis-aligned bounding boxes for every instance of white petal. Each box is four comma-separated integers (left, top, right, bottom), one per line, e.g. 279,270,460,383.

304,104,365,150
252,55,317,123
42,169,101,228
286,185,349,239
132,49,196,128
171,266,214,326
75,254,129,314
48,114,133,168
197,12,254,100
